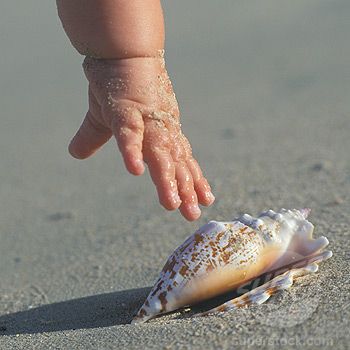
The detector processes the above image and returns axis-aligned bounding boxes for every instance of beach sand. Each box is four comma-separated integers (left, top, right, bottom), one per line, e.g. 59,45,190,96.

0,1,349,348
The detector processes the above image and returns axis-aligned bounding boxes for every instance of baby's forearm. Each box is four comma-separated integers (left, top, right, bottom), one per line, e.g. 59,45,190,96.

56,0,165,59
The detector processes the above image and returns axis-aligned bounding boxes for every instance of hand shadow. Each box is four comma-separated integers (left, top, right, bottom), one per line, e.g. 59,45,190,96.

0,287,150,335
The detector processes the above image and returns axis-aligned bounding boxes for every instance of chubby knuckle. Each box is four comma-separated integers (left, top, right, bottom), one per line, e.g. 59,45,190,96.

112,115,143,134
125,117,144,131
143,145,165,160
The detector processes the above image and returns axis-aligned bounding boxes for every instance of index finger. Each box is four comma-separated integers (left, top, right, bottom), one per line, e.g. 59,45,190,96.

145,148,181,211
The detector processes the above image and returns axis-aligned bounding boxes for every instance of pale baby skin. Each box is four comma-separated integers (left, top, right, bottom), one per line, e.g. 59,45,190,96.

57,0,215,220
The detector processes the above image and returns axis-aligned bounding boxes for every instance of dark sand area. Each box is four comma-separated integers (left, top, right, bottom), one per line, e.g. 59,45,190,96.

0,1,349,348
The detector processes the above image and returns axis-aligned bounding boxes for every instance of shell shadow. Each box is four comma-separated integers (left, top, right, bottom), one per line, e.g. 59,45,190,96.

0,287,151,335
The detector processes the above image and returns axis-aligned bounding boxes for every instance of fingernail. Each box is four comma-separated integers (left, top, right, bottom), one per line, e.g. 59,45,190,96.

134,159,145,171
171,192,181,205
188,204,201,215
206,192,215,203
134,159,144,167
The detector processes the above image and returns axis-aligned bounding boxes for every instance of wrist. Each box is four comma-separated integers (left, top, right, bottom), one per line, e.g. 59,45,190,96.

76,44,165,60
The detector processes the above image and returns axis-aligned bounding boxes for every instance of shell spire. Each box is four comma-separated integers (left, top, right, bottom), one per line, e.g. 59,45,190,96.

299,208,311,219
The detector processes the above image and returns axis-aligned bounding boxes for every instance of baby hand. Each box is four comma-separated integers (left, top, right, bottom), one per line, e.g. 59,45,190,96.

69,54,215,220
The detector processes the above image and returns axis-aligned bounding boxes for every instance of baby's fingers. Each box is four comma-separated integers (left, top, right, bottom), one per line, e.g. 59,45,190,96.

145,149,181,210
69,111,112,159
175,163,202,221
187,158,215,206
111,108,145,176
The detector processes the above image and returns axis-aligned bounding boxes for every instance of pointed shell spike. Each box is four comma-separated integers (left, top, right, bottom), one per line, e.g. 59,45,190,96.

299,208,311,219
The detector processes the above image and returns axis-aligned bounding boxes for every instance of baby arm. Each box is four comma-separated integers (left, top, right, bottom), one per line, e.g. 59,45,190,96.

57,0,215,220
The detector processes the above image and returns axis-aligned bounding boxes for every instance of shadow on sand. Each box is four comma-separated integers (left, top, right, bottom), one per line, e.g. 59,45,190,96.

0,287,151,335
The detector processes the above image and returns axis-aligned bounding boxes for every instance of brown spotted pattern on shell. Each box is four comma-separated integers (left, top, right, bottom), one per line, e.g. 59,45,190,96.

132,209,332,324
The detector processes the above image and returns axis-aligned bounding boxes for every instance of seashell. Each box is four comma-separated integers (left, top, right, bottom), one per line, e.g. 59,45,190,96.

132,208,332,324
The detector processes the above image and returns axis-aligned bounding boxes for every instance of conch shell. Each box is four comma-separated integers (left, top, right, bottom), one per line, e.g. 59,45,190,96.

132,209,332,324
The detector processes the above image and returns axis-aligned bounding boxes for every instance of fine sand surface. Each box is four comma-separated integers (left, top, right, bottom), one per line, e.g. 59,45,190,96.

0,1,349,349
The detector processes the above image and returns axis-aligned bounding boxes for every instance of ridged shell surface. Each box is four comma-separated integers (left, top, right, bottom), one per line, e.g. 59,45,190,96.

132,208,331,324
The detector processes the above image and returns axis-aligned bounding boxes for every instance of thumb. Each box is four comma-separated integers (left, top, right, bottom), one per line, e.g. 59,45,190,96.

69,111,112,159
